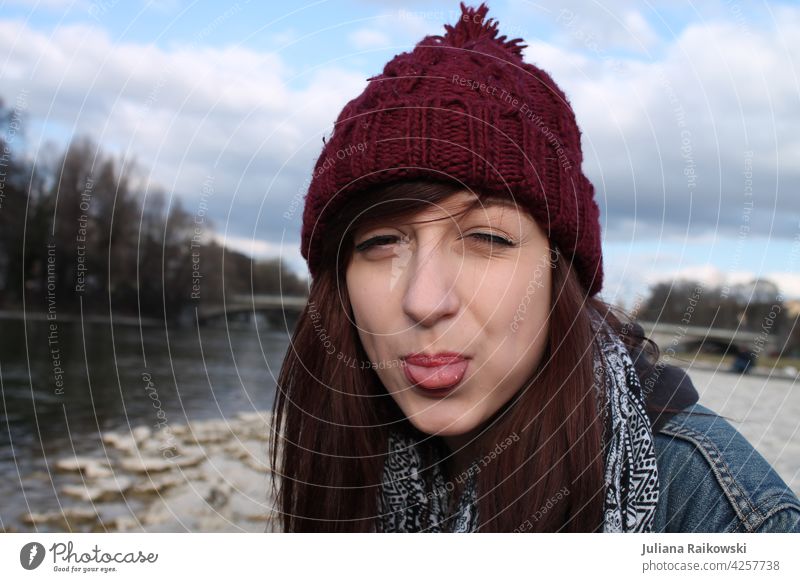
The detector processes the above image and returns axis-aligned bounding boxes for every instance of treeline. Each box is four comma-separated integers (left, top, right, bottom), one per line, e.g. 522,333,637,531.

0,100,307,322
633,278,800,357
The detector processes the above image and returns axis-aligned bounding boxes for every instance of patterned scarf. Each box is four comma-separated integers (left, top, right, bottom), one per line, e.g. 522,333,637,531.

376,308,659,532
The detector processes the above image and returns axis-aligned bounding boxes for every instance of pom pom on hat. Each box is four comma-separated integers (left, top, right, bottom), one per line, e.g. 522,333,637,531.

438,2,527,57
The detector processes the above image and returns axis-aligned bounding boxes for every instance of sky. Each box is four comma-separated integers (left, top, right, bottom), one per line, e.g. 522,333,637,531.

2,0,800,309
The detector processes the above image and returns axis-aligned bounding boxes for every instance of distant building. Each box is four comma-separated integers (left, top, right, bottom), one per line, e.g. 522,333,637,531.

785,299,800,319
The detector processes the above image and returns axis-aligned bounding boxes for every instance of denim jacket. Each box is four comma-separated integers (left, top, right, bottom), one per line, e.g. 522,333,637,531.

630,335,800,532
651,401,800,532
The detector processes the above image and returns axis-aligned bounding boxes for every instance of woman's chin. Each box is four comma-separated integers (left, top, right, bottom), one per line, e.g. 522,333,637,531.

406,407,481,437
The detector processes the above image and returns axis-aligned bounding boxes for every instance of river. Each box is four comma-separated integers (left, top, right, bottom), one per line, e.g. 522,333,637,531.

0,315,286,531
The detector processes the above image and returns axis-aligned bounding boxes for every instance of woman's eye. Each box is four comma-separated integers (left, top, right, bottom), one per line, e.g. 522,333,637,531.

469,232,514,246
355,235,398,251
355,232,514,252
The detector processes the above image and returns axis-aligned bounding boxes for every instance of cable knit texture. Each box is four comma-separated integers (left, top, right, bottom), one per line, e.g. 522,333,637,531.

301,2,604,296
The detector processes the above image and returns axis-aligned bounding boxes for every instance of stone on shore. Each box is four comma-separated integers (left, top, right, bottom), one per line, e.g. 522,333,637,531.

23,507,100,528
37,411,279,532
62,477,133,502
55,457,112,478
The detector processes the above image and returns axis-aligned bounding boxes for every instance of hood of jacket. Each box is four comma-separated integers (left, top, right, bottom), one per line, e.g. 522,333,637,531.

625,322,700,433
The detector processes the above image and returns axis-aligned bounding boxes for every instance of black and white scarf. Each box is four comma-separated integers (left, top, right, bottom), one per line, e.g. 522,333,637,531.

376,308,659,532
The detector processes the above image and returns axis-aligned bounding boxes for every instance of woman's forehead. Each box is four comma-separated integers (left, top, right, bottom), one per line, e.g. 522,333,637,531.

350,188,535,236
421,190,523,216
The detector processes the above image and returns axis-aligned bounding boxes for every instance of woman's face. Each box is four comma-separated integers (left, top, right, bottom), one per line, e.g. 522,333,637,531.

346,190,553,441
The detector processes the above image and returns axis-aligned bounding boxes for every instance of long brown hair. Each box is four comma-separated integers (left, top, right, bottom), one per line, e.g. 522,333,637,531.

271,179,672,532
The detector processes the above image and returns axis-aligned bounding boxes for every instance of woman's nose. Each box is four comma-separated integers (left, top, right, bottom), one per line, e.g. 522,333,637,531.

401,245,460,327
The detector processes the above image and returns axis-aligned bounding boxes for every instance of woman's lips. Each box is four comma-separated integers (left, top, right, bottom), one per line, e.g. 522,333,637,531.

401,354,469,391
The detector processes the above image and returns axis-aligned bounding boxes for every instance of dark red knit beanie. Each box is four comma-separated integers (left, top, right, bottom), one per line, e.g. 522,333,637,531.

300,2,603,296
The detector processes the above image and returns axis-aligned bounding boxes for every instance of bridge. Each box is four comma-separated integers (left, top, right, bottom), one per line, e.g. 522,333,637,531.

195,301,781,355
635,320,780,355
198,294,307,327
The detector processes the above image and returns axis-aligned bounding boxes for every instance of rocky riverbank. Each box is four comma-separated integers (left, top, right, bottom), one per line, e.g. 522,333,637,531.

20,412,279,532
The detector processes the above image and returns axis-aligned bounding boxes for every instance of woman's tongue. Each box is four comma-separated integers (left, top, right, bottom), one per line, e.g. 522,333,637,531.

404,360,469,389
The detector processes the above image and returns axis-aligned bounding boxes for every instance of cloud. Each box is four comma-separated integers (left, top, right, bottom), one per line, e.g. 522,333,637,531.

212,233,307,276
511,0,662,54
4,0,89,8
348,28,391,50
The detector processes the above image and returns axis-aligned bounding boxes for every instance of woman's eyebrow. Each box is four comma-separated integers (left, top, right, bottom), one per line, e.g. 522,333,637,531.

462,199,521,214
486,198,520,209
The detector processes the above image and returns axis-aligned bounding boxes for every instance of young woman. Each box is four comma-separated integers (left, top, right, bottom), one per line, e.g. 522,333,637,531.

270,3,800,533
